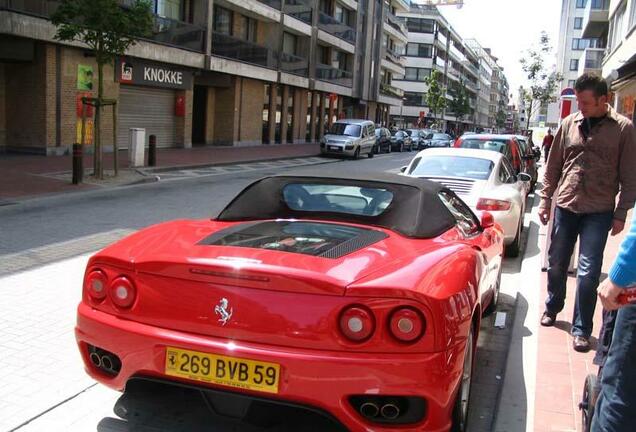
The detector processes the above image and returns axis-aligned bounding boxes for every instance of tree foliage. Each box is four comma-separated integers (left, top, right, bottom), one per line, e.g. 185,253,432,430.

519,31,562,130
424,69,447,121
448,79,471,123
495,107,507,129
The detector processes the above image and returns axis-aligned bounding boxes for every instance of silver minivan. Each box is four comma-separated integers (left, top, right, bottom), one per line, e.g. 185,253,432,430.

320,119,376,158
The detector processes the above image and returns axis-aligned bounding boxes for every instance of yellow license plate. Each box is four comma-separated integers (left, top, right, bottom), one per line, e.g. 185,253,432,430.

165,347,280,394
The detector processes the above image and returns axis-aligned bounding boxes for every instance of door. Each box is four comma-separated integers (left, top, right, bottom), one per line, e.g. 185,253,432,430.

192,85,207,146
118,85,176,149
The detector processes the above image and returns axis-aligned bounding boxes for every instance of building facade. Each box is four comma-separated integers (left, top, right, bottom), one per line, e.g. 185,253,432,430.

389,4,486,133
0,0,407,155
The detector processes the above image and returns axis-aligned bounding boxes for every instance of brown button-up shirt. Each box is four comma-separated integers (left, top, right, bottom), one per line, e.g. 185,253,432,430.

539,105,636,221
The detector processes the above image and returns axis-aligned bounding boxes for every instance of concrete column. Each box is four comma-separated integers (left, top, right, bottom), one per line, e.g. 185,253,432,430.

176,89,193,148
295,89,306,144
268,84,276,144
328,94,335,128
309,91,317,143
280,85,290,144
205,87,215,144
318,92,326,139
337,95,343,120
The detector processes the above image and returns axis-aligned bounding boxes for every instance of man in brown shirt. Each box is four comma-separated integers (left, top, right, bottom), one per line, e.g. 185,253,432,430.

539,73,636,352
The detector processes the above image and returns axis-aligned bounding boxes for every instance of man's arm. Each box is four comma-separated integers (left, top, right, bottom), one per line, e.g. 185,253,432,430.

538,126,564,224
615,122,636,222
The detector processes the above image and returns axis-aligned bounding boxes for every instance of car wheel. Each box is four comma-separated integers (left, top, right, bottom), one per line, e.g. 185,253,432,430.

353,147,361,159
505,216,523,258
581,374,599,432
399,143,404,152
387,144,391,153
451,327,474,432
484,267,501,316
367,148,374,158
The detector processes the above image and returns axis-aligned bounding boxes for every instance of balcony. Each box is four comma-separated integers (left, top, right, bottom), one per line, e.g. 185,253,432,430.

380,82,404,98
579,47,605,74
437,31,448,48
581,0,609,39
0,0,206,52
449,44,465,63
280,51,308,76
211,32,278,69
318,12,356,44
257,0,281,9
385,48,405,66
315,63,353,87
435,56,446,69
283,0,312,24
383,7,408,40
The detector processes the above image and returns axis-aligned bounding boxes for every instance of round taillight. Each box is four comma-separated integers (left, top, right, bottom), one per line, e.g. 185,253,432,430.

109,276,137,309
339,306,375,342
389,307,425,343
86,270,107,301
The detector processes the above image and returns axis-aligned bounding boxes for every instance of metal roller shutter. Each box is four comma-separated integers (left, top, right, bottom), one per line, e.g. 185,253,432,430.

118,85,176,149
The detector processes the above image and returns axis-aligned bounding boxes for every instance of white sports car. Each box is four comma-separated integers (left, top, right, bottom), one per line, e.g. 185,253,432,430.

402,148,530,257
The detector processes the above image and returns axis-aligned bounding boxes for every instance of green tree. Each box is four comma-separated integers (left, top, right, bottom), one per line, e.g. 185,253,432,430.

424,69,447,125
519,31,562,131
496,107,507,130
448,79,471,124
52,0,154,179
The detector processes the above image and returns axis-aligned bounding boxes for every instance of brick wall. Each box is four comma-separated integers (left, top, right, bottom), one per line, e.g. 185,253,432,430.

213,78,237,145
205,87,215,144
237,77,263,145
0,64,5,150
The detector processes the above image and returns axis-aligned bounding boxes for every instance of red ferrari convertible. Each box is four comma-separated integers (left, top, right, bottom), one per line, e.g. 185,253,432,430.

76,171,504,432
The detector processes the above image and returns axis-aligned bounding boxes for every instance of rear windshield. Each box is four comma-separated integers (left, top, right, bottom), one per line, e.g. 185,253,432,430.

458,139,507,153
432,133,448,139
330,123,361,137
283,183,393,217
204,221,382,257
408,156,494,180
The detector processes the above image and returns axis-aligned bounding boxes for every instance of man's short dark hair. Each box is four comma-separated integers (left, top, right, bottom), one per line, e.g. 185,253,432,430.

575,73,608,97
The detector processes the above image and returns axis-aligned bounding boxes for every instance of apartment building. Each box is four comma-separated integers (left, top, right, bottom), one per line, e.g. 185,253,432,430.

548,0,609,125
389,4,485,133
0,0,407,155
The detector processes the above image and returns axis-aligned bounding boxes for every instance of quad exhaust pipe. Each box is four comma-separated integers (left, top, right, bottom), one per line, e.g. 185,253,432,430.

380,403,400,420
87,345,121,375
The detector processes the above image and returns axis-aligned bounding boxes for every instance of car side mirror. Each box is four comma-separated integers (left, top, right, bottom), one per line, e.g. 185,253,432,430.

400,166,408,173
517,173,532,183
480,211,495,229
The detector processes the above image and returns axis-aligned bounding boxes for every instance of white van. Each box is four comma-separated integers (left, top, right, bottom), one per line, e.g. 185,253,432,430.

320,119,376,158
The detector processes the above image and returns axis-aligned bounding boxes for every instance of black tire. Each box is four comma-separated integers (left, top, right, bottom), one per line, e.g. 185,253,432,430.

353,147,360,159
386,144,391,153
367,149,374,158
505,216,523,258
399,143,404,152
581,374,598,432
484,267,501,316
451,327,475,432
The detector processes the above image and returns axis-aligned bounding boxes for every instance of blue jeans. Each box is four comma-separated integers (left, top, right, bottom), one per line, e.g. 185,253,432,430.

591,303,636,431
546,207,613,337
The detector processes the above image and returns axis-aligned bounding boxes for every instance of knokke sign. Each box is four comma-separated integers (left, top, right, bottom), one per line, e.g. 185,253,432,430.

117,57,192,90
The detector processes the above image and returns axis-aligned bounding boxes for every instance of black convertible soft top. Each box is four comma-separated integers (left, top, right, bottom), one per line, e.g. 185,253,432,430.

215,170,458,239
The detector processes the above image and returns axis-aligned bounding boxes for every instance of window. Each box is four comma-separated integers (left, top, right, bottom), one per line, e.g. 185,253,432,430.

576,0,586,8
591,0,609,10
282,32,297,55
335,4,351,26
609,5,627,51
408,156,494,180
238,16,257,42
406,43,433,58
316,45,329,65
406,18,435,33
306,92,313,142
404,92,426,106
588,38,602,48
403,67,431,81
155,0,184,20
568,79,576,88
572,38,587,50
283,184,394,217
570,59,579,71
574,17,583,29
330,123,361,137
214,6,232,35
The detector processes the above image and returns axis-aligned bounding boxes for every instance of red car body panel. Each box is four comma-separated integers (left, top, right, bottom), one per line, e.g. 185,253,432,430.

76,214,504,431
454,135,523,174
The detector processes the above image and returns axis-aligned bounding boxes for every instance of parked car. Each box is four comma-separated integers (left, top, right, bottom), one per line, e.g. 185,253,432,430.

512,135,539,191
390,130,413,152
423,132,453,148
374,127,392,153
403,148,531,257
75,171,503,432
406,129,430,150
454,134,529,194
320,119,376,159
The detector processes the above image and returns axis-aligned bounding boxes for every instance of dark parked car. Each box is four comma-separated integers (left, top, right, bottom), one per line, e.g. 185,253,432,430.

406,129,430,150
390,130,413,152
424,133,453,148
374,127,392,153
512,135,539,191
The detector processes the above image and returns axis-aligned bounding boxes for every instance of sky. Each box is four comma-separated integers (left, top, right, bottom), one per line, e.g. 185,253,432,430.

431,0,562,99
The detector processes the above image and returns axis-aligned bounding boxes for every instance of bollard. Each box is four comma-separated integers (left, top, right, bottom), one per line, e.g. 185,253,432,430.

148,135,157,167
72,143,83,184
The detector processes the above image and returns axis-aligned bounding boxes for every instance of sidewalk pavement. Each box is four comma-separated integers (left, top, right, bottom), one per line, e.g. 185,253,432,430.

0,144,320,202
495,183,631,432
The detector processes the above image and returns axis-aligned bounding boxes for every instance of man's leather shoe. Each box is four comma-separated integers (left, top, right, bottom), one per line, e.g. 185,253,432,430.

573,336,591,352
540,311,556,326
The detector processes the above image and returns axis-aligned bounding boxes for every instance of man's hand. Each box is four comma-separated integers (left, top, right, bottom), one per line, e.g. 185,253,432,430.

611,219,626,236
539,206,551,226
598,278,625,311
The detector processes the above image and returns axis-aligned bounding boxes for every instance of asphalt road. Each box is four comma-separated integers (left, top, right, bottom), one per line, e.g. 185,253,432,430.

0,151,532,432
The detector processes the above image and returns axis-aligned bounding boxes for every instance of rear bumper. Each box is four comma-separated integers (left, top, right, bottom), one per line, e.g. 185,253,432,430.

76,303,464,432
